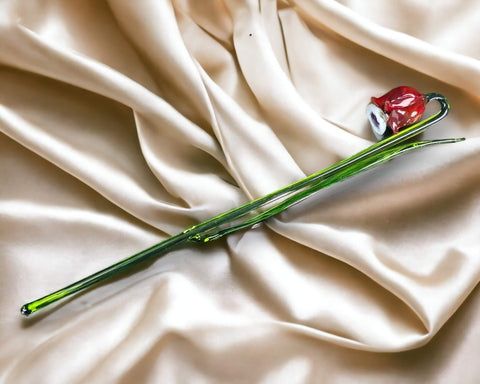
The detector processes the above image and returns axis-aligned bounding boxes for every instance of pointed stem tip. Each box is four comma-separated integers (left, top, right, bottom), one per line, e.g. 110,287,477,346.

21,305,32,317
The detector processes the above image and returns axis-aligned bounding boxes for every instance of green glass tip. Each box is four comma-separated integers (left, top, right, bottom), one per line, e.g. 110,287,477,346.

20,305,32,317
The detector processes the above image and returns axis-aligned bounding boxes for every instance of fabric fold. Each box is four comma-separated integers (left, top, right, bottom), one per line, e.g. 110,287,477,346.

1,0,480,382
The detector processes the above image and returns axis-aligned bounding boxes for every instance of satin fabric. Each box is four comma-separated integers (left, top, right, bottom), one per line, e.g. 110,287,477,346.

1,0,479,382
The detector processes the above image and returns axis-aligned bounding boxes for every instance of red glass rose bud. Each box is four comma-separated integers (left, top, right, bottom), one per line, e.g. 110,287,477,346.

367,86,427,140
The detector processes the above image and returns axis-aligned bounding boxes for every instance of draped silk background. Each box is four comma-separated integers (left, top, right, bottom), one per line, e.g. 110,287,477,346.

1,0,479,382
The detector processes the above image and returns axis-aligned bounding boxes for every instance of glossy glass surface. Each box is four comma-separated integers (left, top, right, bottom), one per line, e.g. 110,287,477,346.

21,93,460,316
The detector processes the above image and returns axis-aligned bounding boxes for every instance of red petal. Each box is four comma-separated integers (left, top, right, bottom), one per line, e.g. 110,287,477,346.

387,102,426,133
385,89,425,112
371,95,388,108
372,86,425,111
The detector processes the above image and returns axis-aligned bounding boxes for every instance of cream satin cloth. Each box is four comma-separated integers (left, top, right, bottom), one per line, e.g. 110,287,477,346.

1,0,479,382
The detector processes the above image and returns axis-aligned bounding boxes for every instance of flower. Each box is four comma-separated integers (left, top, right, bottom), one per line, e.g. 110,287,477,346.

21,88,456,317
367,86,427,140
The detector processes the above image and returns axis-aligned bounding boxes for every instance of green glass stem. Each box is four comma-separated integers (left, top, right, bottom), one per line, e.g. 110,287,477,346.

20,93,461,317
